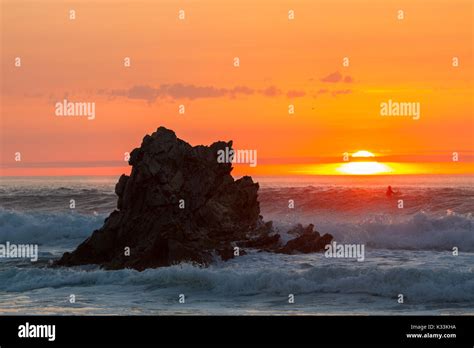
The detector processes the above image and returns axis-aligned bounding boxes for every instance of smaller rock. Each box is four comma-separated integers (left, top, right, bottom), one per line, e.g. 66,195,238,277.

278,227,331,254
287,223,317,237
217,246,247,261
239,233,281,249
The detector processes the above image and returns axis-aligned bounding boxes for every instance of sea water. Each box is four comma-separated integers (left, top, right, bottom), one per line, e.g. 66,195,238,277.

0,175,472,315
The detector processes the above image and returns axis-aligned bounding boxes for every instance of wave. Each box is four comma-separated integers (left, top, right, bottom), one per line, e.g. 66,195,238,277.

0,192,116,214
0,208,104,247
0,207,472,252
259,185,474,252
328,212,474,251
1,260,473,303
273,212,474,252
259,186,474,216
4,184,472,216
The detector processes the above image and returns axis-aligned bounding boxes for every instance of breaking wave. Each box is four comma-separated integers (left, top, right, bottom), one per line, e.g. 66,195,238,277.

1,260,473,303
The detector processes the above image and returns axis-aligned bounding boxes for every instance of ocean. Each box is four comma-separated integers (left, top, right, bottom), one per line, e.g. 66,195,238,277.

0,175,473,315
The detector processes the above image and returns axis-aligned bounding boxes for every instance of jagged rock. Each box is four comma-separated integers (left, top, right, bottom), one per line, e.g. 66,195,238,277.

56,127,333,270
239,233,281,249
287,223,315,236
277,226,332,255
216,246,247,261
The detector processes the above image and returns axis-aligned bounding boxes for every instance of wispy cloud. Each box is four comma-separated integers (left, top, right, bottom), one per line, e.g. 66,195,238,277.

321,71,343,83
331,89,352,96
343,76,353,83
260,86,282,97
287,90,306,98
106,84,256,102
320,71,354,83
103,83,307,102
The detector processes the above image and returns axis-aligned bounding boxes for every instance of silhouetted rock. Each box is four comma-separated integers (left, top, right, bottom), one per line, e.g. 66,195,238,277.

217,246,247,261
287,223,316,236
239,233,280,250
278,228,332,255
56,127,332,270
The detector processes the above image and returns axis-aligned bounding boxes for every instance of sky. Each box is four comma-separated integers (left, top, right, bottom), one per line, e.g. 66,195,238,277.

1,0,473,176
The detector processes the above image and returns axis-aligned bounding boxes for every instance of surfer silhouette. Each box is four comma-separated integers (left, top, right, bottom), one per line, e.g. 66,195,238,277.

386,185,395,196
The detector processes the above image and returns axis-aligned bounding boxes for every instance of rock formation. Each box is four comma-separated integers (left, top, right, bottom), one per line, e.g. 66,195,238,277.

56,127,332,270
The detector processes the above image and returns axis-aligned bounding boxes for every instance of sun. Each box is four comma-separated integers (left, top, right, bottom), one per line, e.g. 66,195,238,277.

337,162,392,175
336,150,392,175
351,150,375,158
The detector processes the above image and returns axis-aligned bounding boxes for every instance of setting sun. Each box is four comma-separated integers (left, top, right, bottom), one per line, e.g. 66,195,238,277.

352,150,375,158
336,161,393,175
334,150,393,175
294,150,396,175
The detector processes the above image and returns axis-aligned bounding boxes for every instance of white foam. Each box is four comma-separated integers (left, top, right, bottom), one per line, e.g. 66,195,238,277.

324,212,474,252
0,208,104,246
1,255,473,303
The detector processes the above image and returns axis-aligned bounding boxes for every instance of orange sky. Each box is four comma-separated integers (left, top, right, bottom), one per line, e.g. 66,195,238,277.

1,0,473,176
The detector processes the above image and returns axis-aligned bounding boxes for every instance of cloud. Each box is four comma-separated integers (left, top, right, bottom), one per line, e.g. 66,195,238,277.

344,76,353,83
320,71,354,83
127,85,159,101
321,71,343,83
104,83,350,102
331,89,352,96
287,90,306,98
104,83,302,102
260,86,282,97
231,86,255,96
108,84,233,102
